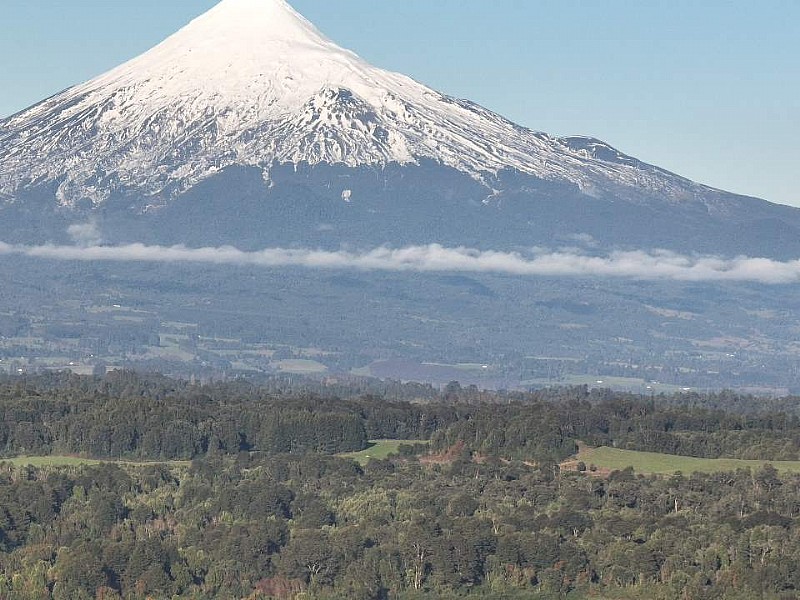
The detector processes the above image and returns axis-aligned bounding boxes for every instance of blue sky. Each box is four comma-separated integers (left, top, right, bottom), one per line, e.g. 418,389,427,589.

1,0,797,206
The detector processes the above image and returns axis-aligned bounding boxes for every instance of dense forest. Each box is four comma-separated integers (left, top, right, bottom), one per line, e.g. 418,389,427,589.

2,372,800,463
2,372,800,598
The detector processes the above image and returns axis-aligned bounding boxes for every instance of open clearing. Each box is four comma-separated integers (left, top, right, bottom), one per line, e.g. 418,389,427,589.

0,456,190,468
572,446,800,475
274,359,328,374
523,374,687,394
339,440,427,465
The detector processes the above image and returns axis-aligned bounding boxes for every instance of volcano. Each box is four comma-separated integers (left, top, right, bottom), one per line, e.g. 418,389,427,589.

0,0,707,202
1,0,798,257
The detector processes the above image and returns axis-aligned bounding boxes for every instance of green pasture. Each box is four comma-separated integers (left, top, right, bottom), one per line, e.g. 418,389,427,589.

339,439,427,465
274,359,329,374
579,446,800,475
523,374,687,394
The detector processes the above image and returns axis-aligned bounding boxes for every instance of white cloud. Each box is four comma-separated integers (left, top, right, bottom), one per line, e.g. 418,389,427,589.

0,241,798,284
67,220,103,246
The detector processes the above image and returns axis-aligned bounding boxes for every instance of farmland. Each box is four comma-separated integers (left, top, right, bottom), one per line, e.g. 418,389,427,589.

572,445,800,475
339,439,426,465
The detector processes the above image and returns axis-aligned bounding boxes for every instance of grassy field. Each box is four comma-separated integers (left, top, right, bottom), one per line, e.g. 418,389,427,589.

274,359,328,374
574,446,800,475
352,361,492,378
523,374,688,394
339,440,427,465
0,456,191,468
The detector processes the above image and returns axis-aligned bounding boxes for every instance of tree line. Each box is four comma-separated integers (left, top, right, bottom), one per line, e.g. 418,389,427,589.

2,372,800,463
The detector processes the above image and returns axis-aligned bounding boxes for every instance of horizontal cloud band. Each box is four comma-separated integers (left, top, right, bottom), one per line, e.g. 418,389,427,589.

0,241,797,284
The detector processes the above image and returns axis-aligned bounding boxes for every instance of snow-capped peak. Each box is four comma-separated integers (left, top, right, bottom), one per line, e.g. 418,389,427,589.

77,0,382,110
0,0,696,206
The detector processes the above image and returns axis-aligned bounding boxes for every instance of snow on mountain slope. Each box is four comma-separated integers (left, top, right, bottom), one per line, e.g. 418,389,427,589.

0,0,703,207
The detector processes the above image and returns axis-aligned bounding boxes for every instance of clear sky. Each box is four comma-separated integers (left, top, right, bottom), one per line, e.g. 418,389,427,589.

1,0,797,206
